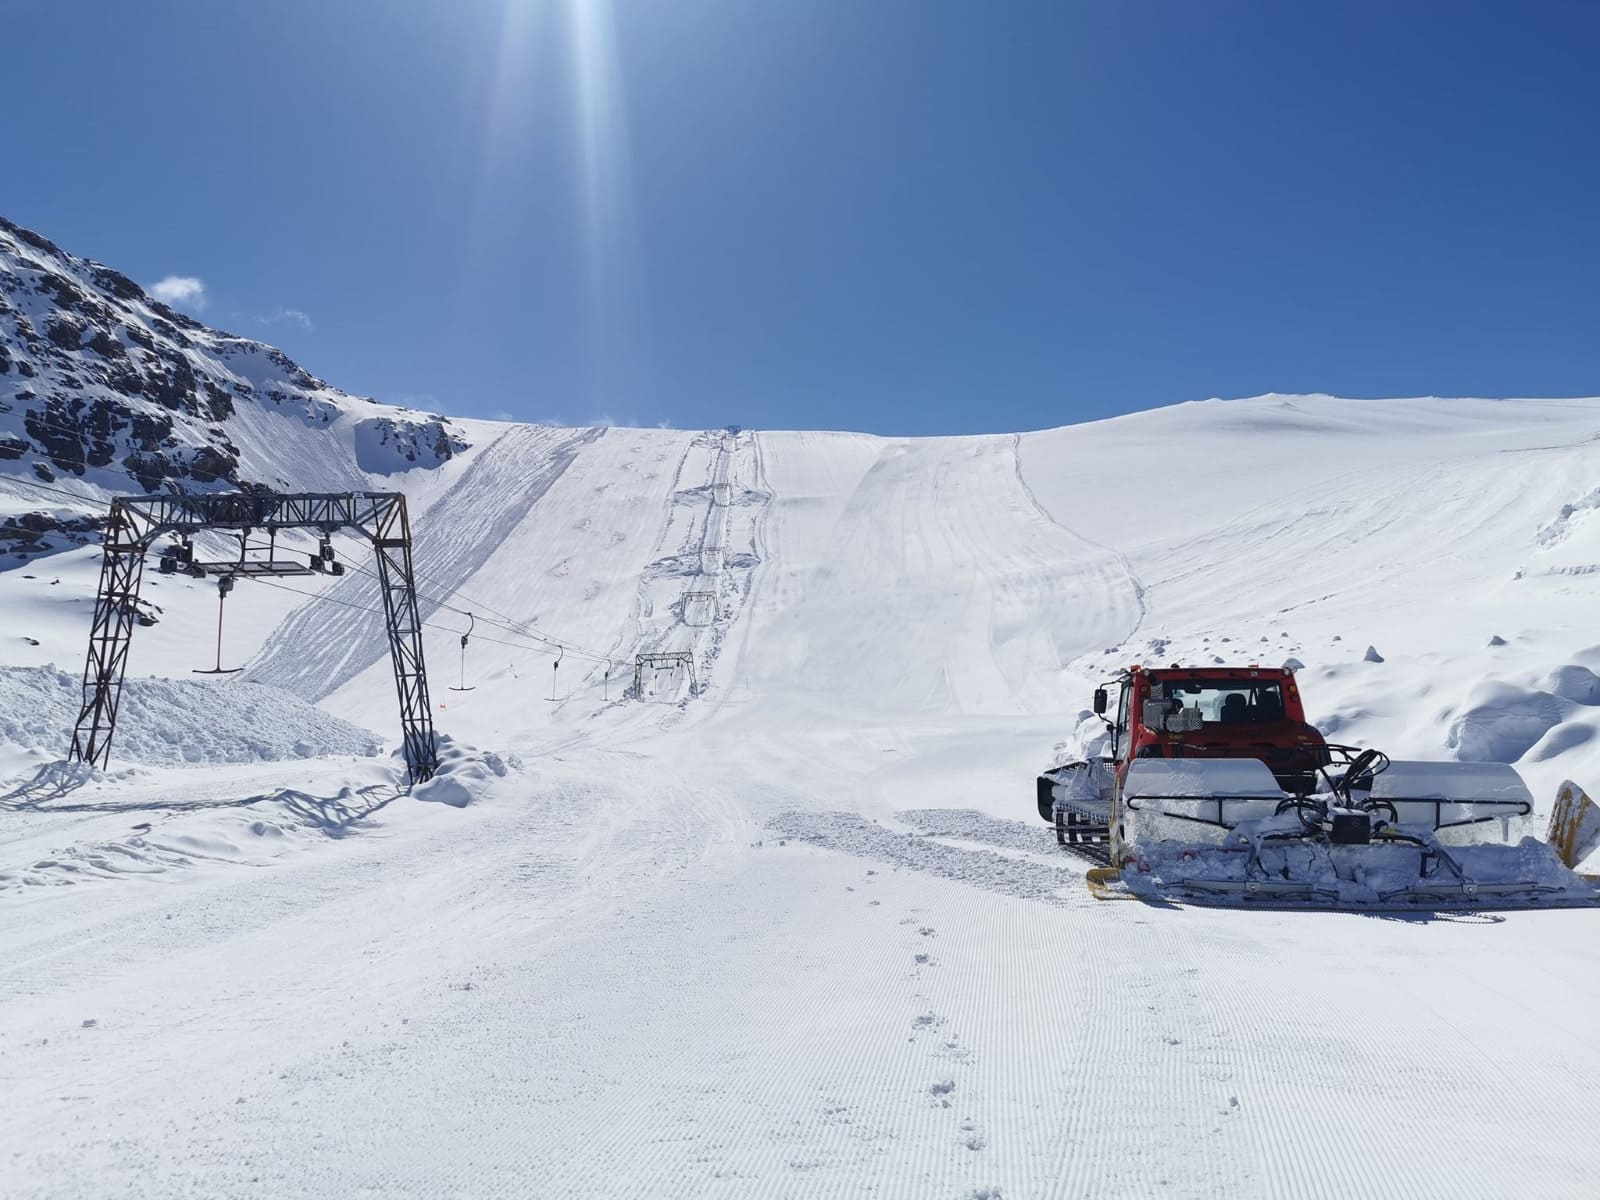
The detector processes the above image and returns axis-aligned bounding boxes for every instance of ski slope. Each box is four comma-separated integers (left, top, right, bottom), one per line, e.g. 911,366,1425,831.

5,395,1600,1199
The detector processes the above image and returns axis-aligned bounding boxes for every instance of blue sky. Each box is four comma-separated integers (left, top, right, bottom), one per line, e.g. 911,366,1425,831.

4,0,1597,434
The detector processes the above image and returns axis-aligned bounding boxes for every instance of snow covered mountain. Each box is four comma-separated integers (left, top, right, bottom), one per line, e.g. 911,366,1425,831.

6,220,1600,1198
0,216,468,556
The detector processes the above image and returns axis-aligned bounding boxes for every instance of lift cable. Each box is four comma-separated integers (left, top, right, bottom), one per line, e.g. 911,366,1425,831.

0,414,616,662
6,443,618,667
335,556,613,666
229,530,612,668
243,575,583,659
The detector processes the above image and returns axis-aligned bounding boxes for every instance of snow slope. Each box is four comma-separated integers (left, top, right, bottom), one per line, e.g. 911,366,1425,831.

5,394,1600,1199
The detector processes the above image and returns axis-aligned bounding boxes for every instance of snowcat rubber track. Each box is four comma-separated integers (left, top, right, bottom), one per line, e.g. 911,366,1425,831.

1054,805,1110,850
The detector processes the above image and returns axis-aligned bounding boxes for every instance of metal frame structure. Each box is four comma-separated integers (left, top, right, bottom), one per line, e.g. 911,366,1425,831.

634,651,696,700
68,491,438,782
681,589,717,628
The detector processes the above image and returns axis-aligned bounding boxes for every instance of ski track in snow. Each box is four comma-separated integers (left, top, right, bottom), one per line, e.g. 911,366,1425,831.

7,400,1600,1198
1009,431,1148,653
246,425,603,701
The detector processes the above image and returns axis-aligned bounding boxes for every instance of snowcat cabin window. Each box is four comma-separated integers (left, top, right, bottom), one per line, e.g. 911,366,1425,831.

1160,679,1288,727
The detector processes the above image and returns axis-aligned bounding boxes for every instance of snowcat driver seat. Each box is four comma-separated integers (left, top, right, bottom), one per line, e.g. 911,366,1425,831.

1220,693,1249,725
1254,692,1284,723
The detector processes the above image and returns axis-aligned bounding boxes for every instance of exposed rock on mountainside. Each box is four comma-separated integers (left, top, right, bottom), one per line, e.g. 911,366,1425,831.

0,216,469,556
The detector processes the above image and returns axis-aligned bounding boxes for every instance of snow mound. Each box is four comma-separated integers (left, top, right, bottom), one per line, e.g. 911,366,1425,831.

0,665,382,765
1527,722,1596,762
1051,709,1110,765
1547,664,1600,705
1536,483,1600,547
1446,681,1563,763
408,735,511,808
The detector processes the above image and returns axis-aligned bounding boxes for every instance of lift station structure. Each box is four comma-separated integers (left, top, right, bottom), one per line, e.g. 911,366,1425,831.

68,490,438,782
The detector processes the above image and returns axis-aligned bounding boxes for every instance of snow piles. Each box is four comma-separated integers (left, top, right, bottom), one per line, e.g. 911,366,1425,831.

409,735,510,808
1446,669,1600,764
0,665,382,765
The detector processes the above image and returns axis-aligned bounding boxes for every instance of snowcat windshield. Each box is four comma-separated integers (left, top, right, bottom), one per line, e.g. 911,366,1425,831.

1148,679,1286,726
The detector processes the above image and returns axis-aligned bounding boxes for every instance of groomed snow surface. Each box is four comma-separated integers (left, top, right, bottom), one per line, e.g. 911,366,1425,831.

5,396,1600,1198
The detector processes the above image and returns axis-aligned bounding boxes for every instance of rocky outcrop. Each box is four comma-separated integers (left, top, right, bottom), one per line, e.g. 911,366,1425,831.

0,509,103,559
0,215,469,503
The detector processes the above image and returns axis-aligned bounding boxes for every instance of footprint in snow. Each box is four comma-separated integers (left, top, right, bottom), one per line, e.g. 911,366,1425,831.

941,1038,973,1064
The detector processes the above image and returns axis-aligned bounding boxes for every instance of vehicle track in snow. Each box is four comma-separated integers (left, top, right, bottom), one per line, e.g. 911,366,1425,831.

723,431,1143,717
1009,431,1147,658
246,424,603,702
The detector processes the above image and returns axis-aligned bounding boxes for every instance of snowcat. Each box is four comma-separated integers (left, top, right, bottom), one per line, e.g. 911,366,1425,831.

1036,664,1600,908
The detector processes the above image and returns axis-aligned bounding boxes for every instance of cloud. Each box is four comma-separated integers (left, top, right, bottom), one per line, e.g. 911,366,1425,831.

260,306,314,331
148,275,207,310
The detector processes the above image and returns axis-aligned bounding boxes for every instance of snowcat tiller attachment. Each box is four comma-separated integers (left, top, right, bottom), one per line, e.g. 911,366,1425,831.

1097,758,1600,910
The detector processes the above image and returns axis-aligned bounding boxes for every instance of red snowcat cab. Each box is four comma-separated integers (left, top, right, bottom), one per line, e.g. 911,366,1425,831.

1109,665,1328,793
1035,665,1329,844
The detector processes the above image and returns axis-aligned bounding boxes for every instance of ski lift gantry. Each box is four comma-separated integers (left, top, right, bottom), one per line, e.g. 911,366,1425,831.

67,490,439,782
634,651,696,700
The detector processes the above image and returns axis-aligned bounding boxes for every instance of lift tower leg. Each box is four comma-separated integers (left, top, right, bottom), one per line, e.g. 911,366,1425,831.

69,498,151,768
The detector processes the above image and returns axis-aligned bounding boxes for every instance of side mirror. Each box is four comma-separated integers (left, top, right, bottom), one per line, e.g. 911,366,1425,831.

1092,687,1108,715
